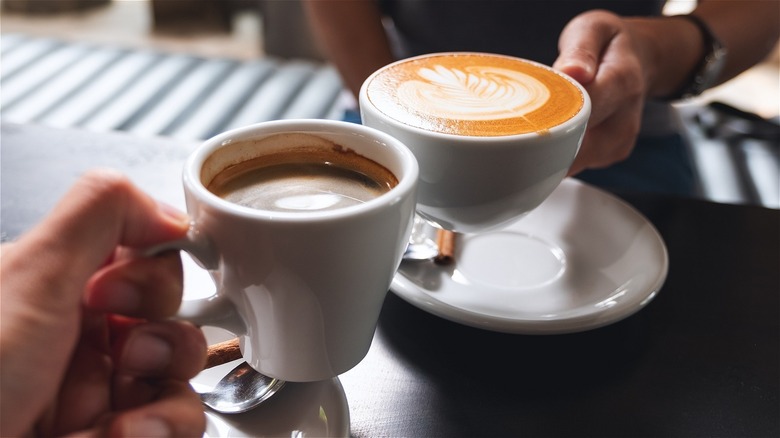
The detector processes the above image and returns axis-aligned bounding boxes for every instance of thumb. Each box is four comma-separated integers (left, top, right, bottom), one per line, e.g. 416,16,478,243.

554,46,597,85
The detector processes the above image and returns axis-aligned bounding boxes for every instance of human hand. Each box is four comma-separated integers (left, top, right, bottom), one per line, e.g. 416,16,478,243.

0,169,207,437
553,10,651,175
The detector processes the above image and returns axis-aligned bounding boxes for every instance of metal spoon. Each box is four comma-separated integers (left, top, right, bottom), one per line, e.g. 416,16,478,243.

197,361,285,414
403,238,439,261
402,215,440,261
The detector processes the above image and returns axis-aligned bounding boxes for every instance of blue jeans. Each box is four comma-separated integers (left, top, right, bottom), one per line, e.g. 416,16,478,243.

344,109,695,197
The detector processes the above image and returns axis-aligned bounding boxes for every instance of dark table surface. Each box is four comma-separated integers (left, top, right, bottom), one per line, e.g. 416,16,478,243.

2,122,778,437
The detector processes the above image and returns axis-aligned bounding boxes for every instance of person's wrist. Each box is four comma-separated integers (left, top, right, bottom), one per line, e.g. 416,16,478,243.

661,14,728,100
626,16,706,100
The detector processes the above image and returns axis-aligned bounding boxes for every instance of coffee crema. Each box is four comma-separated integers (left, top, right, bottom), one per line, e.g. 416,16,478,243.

206,141,397,213
365,53,584,136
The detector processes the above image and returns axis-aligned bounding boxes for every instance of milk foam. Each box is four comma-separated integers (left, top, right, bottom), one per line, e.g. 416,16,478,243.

366,53,584,136
399,65,550,121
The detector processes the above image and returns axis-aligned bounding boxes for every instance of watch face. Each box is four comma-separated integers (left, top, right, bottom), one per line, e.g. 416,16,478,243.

689,44,726,97
704,44,728,82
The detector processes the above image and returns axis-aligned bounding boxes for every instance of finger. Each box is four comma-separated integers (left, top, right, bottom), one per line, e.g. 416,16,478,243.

85,251,183,319
26,169,189,290
76,380,206,438
38,338,112,436
113,382,206,438
584,36,644,126
112,319,206,381
569,101,641,174
554,10,621,84
0,171,190,437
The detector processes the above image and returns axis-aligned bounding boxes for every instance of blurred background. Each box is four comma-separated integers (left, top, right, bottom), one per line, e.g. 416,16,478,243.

2,0,778,207
3,0,777,113
2,0,307,60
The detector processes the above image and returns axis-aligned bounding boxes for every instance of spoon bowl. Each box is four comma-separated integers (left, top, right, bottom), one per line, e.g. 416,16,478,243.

197,362,285,414
403,238,439,261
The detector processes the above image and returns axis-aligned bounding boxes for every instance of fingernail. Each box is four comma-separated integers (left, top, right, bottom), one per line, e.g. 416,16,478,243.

122,417,171,438
560,62,593,81
123,332,172,373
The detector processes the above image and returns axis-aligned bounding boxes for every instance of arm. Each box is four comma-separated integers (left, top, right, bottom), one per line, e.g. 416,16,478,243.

631,0,779,99
554,1,779,174
303,0,395,98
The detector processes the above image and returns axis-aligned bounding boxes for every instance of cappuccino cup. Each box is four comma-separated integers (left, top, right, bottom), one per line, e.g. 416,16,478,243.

155,120,418,382
359,52,590,233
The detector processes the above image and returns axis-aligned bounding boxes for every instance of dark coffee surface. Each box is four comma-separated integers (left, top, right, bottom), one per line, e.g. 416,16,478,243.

209,161,391,212
206,145,398,212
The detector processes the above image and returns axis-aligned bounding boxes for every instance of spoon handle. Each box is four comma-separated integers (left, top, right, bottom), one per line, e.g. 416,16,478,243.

205,338,242,369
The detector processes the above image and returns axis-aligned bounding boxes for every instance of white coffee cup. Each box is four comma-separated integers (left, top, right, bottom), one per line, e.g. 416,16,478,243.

359,52,591,233
157,120,418,382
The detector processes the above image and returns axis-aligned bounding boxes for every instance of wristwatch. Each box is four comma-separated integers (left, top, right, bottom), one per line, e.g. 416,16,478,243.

669,14,728,100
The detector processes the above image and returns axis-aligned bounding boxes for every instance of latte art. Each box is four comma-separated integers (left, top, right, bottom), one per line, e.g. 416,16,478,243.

399,65,550,121
366,53,584,136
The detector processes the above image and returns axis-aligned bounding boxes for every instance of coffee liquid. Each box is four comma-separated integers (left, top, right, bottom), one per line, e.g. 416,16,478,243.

366,53,583,136
206,144,398,213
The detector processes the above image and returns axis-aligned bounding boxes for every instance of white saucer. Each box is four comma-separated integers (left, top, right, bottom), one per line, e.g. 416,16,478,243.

192,329,350,437
391,179,668,334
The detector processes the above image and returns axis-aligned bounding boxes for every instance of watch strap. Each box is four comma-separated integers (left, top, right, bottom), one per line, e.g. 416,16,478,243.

666,14,728,100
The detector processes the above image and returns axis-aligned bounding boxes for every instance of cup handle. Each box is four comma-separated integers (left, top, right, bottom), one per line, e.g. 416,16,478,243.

145,227,247,336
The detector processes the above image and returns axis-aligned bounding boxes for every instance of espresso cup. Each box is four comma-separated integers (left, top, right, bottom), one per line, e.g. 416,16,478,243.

359,52,591,233
158,120,418,382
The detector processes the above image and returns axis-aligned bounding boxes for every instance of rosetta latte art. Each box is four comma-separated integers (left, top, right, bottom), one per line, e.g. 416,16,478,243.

366,53,584,136
399,65,550,121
